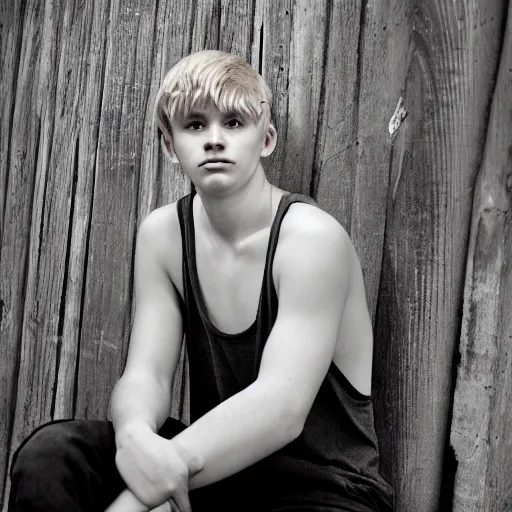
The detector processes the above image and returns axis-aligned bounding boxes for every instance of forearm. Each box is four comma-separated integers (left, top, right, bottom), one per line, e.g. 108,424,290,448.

170,380,303,490
110,373,172,441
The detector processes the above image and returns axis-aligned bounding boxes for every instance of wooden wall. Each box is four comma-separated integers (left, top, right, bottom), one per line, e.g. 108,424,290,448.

1,1,510,510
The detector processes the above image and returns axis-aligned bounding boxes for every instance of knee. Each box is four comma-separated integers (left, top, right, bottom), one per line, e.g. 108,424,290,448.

11,421,78,477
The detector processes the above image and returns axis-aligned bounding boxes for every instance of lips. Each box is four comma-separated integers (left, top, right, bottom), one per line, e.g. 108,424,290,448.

199,158,234,167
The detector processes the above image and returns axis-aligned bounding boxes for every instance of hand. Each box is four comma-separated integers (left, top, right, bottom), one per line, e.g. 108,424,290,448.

115,422,202,511
104,489,175,512
104,489,149,512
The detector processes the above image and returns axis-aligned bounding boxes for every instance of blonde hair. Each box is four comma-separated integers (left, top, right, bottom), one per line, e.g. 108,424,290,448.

155,50,272,142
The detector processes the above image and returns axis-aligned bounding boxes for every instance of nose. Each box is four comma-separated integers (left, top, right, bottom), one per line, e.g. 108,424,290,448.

203,124,225,151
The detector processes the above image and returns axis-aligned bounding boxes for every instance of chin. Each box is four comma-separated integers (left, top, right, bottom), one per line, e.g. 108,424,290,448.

193,174,237,197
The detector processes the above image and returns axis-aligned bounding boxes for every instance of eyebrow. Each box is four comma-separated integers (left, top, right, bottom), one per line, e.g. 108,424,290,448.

222,110,242,118
182,109,246,121
184,110,206,119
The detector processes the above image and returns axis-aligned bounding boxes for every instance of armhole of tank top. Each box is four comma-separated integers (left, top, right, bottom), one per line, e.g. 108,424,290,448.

328,362,372,402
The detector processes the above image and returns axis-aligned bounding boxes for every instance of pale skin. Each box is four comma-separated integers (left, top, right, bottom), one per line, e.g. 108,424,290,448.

106,103,375,511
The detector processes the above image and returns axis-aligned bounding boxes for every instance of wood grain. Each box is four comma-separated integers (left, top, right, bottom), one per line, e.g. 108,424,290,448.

0,0,50,506
7,0,88,448
314,0,362,235
74,0,161,420
251,0,293,187
219,0,255,60
347,0,405,320
0,0,25,246
190,0,220,53
372,2,507,510
450,2,512,509
52,0,112,422
281,0,327,193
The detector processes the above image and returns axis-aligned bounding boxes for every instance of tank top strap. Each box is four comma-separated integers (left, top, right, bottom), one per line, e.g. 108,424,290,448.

176,191,196,323
266,192,318,268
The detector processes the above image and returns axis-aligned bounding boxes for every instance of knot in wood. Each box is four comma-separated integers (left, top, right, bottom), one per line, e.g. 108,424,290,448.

507,172,512,194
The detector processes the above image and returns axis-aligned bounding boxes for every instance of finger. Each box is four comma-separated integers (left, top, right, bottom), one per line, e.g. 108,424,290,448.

149,502,172,512
167,499,178,512
187,457,203,478
168,498,179,512
171,489,192,512
104,489,149,512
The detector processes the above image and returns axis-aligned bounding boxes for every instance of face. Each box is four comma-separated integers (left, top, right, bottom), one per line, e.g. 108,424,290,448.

168,102,276,195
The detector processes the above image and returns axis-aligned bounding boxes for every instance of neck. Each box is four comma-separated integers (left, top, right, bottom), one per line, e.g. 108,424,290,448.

195,166,276,246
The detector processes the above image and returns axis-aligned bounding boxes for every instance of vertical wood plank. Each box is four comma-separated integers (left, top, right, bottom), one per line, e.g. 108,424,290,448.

372,1,507,510
281,0,327,193
138,0,194,222
314,0,361,232
251,0,293,187
348,0,406,319
74,0,161,420
53,0,113,420
0,0,25,245
7,0,85,444
450,3,512,509
190,0,220,53
219,0,255,60
0,0,49,506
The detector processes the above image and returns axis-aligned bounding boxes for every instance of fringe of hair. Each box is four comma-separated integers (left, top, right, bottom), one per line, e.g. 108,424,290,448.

155,50,272,142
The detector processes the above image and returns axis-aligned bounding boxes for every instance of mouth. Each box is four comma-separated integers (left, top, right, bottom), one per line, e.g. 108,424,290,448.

199,158,235,167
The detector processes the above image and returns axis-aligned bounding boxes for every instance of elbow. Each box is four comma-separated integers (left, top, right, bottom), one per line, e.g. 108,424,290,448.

287,417,304,444
252,380,307,444
280,402,307,444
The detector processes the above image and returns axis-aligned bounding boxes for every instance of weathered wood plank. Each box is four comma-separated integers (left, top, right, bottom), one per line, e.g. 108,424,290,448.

450,2,512,509
3,1,108,507
372,1,507,510
190,0,220,53
0,0,48,506
138,0,194,222
347,0,405,320
74,0,161,420
250,0,293,187
0,0,25,246
53,0,113,421
219,0,254,60
7,0,85,447
314,0,362,235
281,0,327,193
312,0,398,317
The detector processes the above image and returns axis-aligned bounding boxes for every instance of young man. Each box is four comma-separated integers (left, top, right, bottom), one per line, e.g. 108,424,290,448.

9,51,393,512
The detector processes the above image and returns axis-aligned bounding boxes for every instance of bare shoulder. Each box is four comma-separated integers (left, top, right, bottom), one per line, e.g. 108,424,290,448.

279,202,350,240
273,202,356,285
139,201,180,242
137,201,183,285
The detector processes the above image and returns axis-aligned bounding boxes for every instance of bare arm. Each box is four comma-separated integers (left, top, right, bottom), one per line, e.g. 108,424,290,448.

171,207,353,489
110,207,184,439
107,206,203,512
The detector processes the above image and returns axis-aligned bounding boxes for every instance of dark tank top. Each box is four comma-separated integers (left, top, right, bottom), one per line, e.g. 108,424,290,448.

177,190,394,512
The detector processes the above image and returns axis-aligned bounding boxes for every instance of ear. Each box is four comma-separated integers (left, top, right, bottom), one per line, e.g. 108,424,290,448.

161,135,180,164
261,123,277,157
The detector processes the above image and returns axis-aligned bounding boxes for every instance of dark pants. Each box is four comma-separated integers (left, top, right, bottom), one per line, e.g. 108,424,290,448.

8,418,186,512
9,420,375,512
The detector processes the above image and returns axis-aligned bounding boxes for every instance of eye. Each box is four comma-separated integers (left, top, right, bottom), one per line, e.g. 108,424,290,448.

186,121,203,130
226,118,242,128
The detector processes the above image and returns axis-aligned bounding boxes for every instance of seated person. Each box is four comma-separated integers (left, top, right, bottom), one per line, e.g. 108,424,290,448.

9,50,394,512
